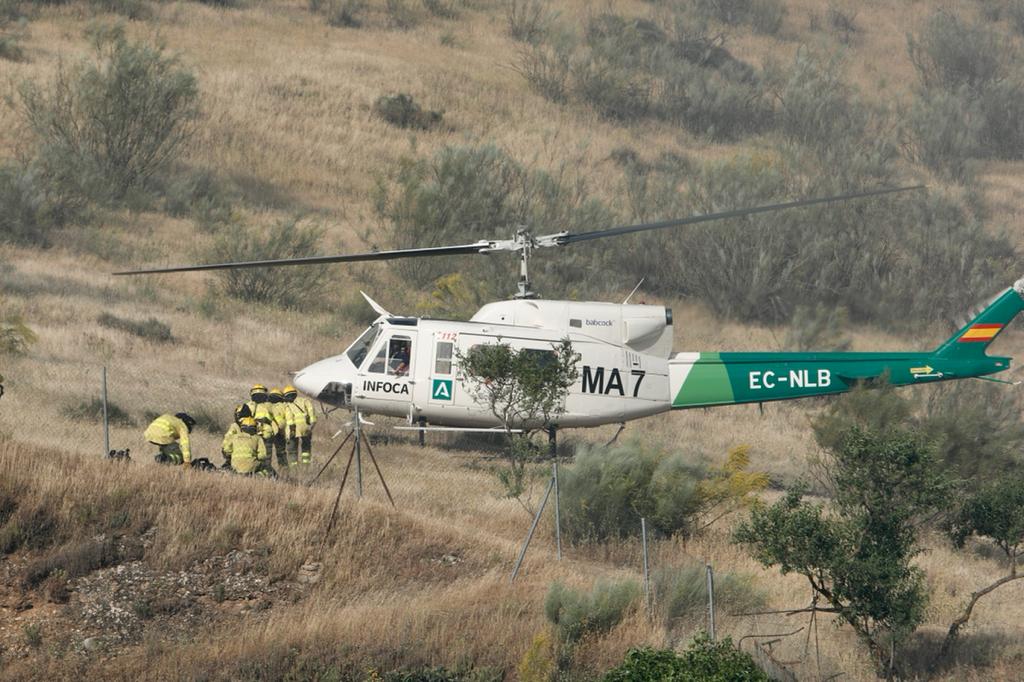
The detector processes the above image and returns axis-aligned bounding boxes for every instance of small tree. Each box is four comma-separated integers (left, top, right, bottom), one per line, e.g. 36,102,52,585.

20,25,199,202
735,426,949,677
941,477,1024,659
457,338,579,500
0,298,37,356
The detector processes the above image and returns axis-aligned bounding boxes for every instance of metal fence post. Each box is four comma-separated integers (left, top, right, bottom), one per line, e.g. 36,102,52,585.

641,517,651,616
553,456,562,561
706,563,716,641
102,366,109,458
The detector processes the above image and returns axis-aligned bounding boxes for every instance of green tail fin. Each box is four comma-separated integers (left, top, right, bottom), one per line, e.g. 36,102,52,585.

933,278,1024,360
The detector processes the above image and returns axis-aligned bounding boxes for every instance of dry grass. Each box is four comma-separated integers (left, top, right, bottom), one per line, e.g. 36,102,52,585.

2,0,1024,678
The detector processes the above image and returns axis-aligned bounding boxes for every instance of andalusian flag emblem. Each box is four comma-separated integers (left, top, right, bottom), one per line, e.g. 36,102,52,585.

958,323,1003,342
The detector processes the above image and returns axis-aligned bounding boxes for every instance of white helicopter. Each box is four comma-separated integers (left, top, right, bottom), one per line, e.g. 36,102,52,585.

117,184,1024,438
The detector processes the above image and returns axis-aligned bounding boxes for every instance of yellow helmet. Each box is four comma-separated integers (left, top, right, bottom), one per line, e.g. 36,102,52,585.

250,384,268,397
270,388,283,397
283,385,297,394
239,417,257,427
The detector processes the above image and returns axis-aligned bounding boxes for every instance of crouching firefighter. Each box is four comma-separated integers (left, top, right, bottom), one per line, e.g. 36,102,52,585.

284,385,316,465
222,417,272,476
221,403,253,470
144,412,195,467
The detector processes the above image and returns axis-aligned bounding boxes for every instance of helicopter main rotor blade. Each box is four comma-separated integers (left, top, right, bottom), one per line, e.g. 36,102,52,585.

112,241,492,276
552,184,925,246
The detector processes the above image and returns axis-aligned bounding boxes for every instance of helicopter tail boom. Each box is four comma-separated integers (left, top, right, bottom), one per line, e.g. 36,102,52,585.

669,277,1024,409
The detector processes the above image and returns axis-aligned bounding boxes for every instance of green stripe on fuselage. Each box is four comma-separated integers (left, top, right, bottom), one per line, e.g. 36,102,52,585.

672,351,1011,408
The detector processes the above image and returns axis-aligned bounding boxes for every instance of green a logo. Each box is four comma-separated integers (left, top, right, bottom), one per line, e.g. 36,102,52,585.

432,378,453,400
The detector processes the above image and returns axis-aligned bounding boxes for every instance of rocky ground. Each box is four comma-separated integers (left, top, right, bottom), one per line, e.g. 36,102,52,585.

0,527,322,662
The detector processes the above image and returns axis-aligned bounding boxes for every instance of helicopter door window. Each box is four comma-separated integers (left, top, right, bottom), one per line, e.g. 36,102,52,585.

435,341,453,375
388,336,412,376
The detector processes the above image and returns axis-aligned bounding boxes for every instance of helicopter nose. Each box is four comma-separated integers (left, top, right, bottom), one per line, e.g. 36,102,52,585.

294,356,354,408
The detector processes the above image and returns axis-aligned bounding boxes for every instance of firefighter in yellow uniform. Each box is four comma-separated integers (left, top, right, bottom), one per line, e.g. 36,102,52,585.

221,403,252,470
144,412,195,466
283,385,317,465
245,384,279,473
268,388,294,468
222,417,270,475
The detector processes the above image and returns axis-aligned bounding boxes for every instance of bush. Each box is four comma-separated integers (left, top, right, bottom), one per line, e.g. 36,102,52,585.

421,0,455,19
777,50,866,156
0,24,25,62
904,86,982,181
654,564,766,629
559,441,704,543
604,635,769,682
748,0,784,35
376,143,614,295
98,312,174,342
515,43,572,103
0,298,38,355
63,397,135,426
559,442,766,543
616,154,1015,328
0,505,59,554
22,538,119,589
373,93,443,130
90,0,152,20
506,0,549,44
920,382,1024,483
544,580,639,645
384,0,419,29
211,218,332,307
163,167,233,225
325,0,366,27
826,4,858,40
20,27,199,202
908,11,1006,93
0,162,81,247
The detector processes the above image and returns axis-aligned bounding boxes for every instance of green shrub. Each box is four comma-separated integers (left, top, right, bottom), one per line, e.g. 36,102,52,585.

377,143,614,295
604,635,769,682
559,441,705,543
908,11,1006,92
904,86,982,181
976,79,1024,160
544,580,640,645
19,26,199,203
98,312,174,342
63,397,136,426
163,167,233,225
920,382,1024,483
210,218,332,307
653,564,766,629
696,0,751,25
826,4,857,38
0,162,81,247
615,154,1014,328
373,93,444,130
1009,1,1024,35
777,50,866,156
0,299,38,355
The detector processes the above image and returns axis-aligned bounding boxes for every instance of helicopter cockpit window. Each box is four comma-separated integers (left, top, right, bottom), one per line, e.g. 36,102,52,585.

368,336,413,375
388,337,412,376
346,324,381,367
